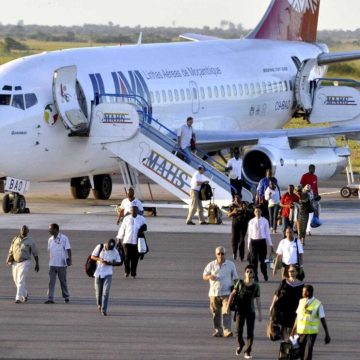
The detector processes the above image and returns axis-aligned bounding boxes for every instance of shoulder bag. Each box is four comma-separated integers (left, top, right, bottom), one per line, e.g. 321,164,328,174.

295,239,305,281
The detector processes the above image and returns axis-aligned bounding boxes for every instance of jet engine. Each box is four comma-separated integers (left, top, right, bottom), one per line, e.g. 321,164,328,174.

242,144,348,188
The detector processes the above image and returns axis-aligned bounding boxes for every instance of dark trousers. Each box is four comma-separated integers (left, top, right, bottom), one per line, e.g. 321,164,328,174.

299,333,317,360
123,244,139,277
259,201,269,221
232,220,247,260
47,266,69,301
230,178,243,199
282,216,294,237
249,239,267,281
268,204,280,231
236,311,255,355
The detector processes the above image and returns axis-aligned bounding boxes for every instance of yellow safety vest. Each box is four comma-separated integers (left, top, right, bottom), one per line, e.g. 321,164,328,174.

297,298,321,334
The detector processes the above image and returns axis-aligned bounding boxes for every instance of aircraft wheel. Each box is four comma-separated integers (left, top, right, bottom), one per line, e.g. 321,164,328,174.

70,177,91,199
13,194,26,213
92,174,112,200
340,186,351,198
2,193,12,213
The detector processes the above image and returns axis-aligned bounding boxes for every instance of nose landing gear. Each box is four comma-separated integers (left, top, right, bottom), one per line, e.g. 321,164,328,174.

2,193,30,214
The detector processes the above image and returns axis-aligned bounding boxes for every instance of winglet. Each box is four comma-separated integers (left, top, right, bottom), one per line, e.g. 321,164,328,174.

247,0,320,42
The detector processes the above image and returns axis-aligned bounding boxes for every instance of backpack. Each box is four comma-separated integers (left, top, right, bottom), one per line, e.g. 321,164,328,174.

200,183,213,201
208,203,222,224
85,244,103,278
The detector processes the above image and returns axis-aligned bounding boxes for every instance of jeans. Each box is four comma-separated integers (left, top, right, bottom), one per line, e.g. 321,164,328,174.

47,266,69,301
95,275,112,314
268,204,280,231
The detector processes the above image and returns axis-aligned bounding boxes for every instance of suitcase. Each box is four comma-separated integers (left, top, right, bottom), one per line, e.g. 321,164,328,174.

278,340,300,360
207,189,222,224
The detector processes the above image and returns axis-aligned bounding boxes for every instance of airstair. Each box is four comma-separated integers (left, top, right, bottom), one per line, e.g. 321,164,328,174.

88,93,253,206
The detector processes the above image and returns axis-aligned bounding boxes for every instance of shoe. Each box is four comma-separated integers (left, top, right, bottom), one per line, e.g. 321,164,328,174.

97,305,101,312
102,311,107,316
22,295,28,303
186,221,196,225
264,274,268,282
224,331,233,338
64,298,69,303
236,344,244,356
307,231,311,236
244,353,252,359
212,331,223,337
44,300,55,304
233,254,237,260
200,221,208,225
124,273,129,278
14,300,21,304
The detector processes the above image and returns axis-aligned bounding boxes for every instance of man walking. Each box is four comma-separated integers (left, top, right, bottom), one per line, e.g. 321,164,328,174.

45,223,72,304
291,284,331,360
6,225,39,303
116,187,144,225
186,165,208,225
256,169,277,220
177,116,196,162
247,207,274,281
91,238,122,316
203,246,238,338
225,147,243,200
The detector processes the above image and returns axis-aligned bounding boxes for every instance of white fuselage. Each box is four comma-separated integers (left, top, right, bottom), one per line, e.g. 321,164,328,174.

0,39,326,181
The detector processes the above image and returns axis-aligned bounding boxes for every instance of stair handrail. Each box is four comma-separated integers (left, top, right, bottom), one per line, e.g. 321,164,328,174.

315,77,360,87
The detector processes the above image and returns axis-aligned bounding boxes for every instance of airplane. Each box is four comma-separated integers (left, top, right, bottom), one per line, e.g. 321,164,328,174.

1,0,360,213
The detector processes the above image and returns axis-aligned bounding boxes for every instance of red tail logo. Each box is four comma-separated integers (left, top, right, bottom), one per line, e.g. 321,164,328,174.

247,0,320,42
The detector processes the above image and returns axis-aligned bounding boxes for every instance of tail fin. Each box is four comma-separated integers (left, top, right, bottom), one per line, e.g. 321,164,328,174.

247,0,320,42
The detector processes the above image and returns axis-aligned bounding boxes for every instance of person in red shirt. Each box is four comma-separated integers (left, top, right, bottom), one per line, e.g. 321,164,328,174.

300,164,318,197
280,185,299,237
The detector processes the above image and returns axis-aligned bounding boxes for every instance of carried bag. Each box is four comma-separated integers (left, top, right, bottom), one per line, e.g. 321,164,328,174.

267,318,282,341
116,242,125,265
200,183,213,201
310,215,322,228
278,339,300,360
295,240,305,281
137,236,149,255
85,244,103,278
229,280,244,312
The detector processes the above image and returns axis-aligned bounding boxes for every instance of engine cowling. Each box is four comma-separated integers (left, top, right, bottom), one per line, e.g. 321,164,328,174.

242,145,348,188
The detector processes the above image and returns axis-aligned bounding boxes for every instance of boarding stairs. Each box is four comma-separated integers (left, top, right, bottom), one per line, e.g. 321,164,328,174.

88,93,253,206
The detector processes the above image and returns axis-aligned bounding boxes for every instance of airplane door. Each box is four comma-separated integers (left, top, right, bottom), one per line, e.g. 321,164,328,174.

52,65,89,134
189,81,200,114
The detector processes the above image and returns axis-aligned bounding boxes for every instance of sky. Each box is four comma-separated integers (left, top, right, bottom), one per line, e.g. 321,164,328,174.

1,0,360,30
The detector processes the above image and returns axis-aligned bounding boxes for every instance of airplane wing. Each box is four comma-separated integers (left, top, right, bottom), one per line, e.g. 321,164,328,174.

179,33,220,42
196,125,360,151
317,51,360,65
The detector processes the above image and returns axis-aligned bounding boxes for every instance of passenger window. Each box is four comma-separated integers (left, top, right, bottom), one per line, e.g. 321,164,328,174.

186,88,191,100
214,86,219,98
174,89,179,102
150,91,154,103
278,81,283,92
267,82,272,93
220,85,225,97
200,87,205,99
232,84,237,96
162,90,167,102
25,93,38,108
226,85,231,97
0,94,11,105
238,84,243,96
244,84,249,96
12,94,25,110
273,81,278,92
262,82,267,94
250,83,255,95
256,82,261,95
168,90,173,102
156,91,160,103
207,86,212,99
180,89,185,101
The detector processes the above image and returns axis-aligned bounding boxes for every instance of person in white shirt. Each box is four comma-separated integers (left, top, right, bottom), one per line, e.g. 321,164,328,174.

247,207,274,282
45,223,71,304
177,116,195,163
203,246,238,338
273,227,304,279
117,205,147,278
225,147,244,200
186,165,208,225
116,187,144,225
264,178,281,234
91,238,121,316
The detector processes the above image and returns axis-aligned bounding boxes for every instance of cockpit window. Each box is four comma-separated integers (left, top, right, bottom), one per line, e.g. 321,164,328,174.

0,94,11,105
2,85,12,91
25,93,38,108
15,86,22,91
11,94,25,110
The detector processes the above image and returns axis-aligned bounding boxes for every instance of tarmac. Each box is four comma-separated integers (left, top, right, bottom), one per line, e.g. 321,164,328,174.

0,178,359,359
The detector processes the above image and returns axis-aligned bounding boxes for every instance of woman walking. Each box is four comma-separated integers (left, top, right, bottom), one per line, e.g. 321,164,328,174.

269,265,304,340
228,265,262,359
265,178,281,234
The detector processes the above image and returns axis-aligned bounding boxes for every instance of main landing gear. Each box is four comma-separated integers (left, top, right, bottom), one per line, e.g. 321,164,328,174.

70,174,112,200
2,193,30,214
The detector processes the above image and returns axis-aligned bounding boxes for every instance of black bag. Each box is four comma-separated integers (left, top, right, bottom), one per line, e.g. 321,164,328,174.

279,340,300,359
295,240,305,281
267,319,282,341
200,183,213,201
85,244,103,278
229,280,244,312
116,242,125,265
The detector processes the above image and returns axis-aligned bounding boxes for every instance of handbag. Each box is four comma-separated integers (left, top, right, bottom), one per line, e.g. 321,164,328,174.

137,236,149,255
229,280,243,312
295,239,305,281
266,319,282,341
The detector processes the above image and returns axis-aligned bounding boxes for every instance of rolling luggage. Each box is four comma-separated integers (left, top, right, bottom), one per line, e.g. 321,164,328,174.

278,340,300,360
207,189,222,224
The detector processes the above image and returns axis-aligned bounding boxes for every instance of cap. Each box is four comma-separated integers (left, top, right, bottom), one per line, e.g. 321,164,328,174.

198,164,205,170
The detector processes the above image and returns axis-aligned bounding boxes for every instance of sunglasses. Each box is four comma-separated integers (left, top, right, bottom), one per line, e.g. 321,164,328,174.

216,252,225,255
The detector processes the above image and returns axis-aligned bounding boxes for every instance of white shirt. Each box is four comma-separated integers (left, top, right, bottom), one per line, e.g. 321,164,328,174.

119,198,144,215
48,233,71,267
227,157,243,180
203,259,238,297
247,216,273,248
265,186,281,206
276,238,303,265
177,124,194,149
190,171,206,191
92,244,121,278
117,214,146,245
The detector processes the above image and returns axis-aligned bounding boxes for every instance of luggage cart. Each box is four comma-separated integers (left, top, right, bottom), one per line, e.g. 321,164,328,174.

340,150,360,198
